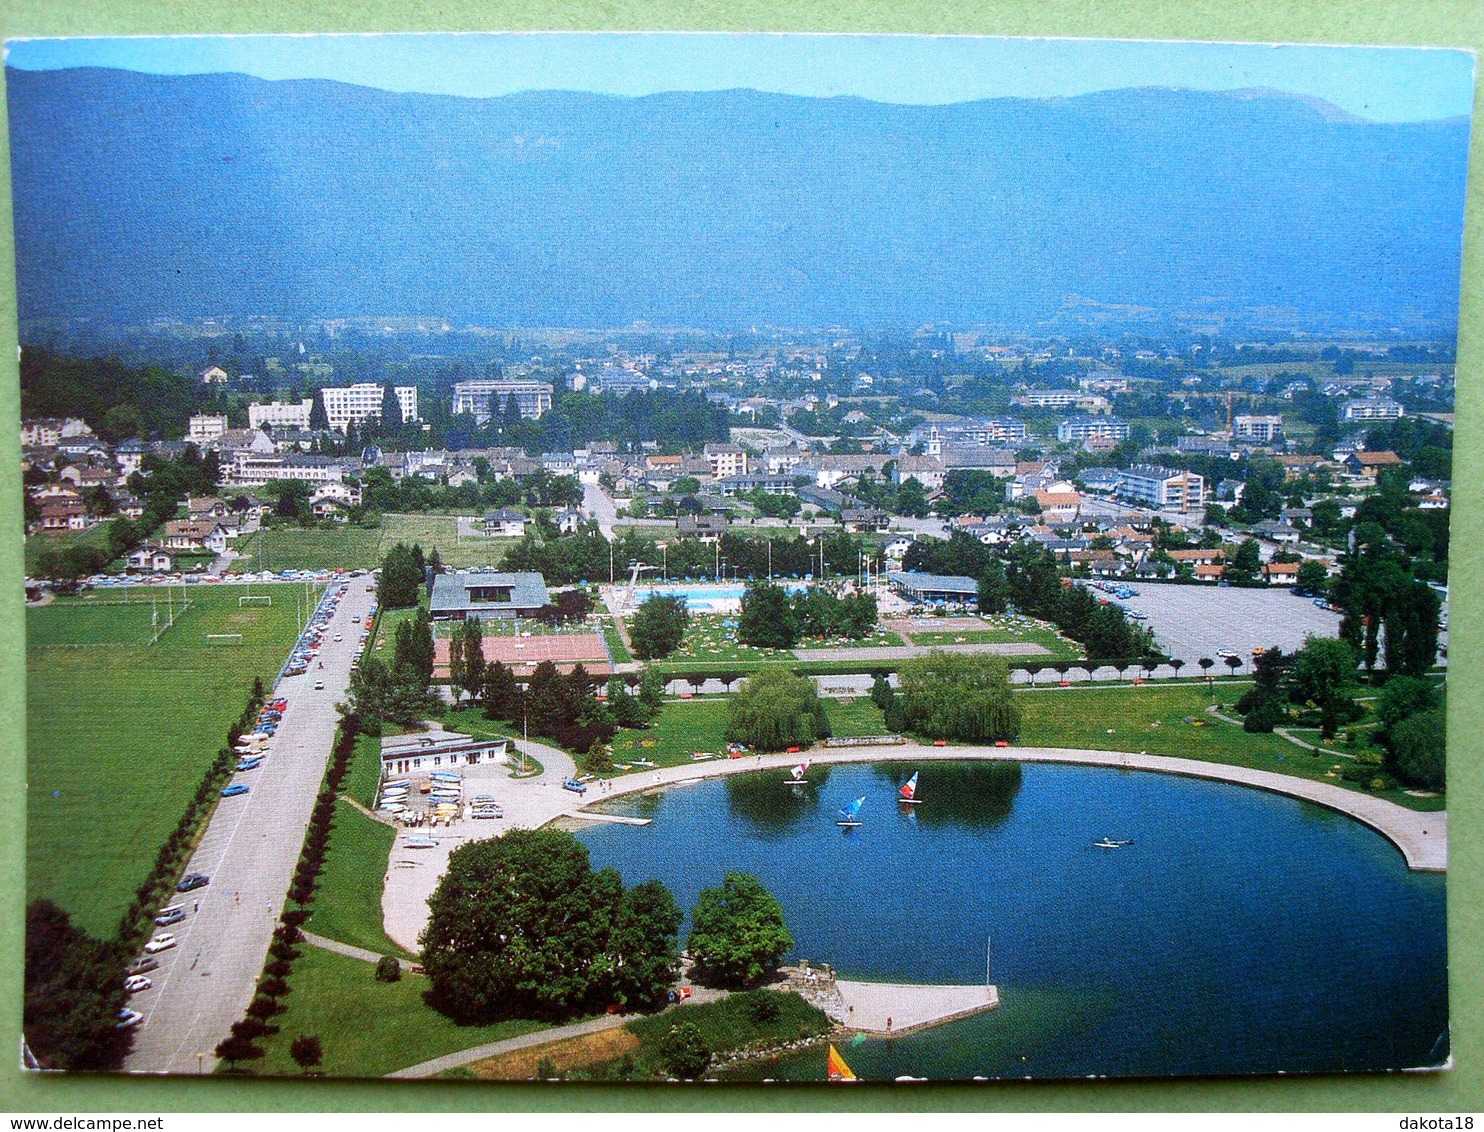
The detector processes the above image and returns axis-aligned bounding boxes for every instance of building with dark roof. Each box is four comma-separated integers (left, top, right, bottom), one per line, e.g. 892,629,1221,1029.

429,570,550,621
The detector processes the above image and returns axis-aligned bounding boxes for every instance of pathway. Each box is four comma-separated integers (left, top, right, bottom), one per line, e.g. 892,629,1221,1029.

387,1014,629,1079
301,931,414,970
831,980,998,1037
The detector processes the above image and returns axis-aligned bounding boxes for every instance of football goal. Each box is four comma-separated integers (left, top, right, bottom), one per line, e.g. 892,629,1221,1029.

206,633,244,645
239,594,272,607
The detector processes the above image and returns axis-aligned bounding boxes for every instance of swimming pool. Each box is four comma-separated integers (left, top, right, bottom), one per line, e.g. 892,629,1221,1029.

636,582,806,611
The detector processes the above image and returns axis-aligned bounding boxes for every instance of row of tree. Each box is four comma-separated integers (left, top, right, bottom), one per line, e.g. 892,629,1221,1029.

737,583,878,649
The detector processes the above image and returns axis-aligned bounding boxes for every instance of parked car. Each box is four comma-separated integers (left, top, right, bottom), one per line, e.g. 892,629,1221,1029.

127,956,159,975
154,907,187,926
143,934,177,953
235,758,263,772
221,783,250,798
123,975,153,994
116,1008,144,1029
314,680,325,690
176,873,210,892
563,778,588,794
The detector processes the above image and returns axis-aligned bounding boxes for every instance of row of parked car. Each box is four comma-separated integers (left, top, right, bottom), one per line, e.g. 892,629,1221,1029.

284,582,351,678
118,591,358,1029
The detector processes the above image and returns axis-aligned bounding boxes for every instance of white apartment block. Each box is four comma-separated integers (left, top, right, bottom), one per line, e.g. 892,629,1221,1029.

1233,414,1285,443
248,399,315,431
187,413,230,447
1117,465,1206,512
451,379,554,423
1343,398,1405,421
703,443,749,478
1057,415,1130,443
226,453,351,487
1013,390,1112,412
321,384,419,432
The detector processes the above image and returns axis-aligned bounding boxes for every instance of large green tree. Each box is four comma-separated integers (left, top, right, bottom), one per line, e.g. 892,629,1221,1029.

686,872,793,989
629,595,690,660
896,651,1021,742
421,830,681,1023
725,668,831,752
737,581,797,649
1289,636,1360,739
24,901,132,1071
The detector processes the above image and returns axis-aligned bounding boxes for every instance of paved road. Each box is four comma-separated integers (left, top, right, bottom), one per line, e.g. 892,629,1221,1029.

582,482,618,540
124,579,376,1075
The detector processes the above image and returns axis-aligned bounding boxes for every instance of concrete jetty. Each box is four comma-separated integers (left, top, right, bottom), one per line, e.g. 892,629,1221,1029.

832,979,999,1036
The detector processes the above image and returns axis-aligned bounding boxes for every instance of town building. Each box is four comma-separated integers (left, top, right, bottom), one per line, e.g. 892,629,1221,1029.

200,366,230,385
1343,397,1405,421
482,508,528,537
186,414,229,447
248,399,315,431
703,443,749,478
320,383,419,431
888,572,979,606
380,729,509,776
1233,414,1285,443
1116,466,1206,512
1057,415,1130,443
1342,450,1405,483
891,454,947,492
428,570,550,621
450,379,554,423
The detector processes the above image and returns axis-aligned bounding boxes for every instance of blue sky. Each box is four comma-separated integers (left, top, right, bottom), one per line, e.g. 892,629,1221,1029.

4,32,1476,122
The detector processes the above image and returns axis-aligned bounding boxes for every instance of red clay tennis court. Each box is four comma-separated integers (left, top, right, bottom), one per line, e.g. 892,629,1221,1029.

433,633,612,677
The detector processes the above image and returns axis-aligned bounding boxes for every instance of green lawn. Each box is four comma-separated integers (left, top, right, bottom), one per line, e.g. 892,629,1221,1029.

610,697,885,771
304,801,413,959
229,514,519,574
24,522,118,575
27,585,316,935
608,682,1442,811
346,732,387,809
1017,683,1444,812
663,614,903,668
253,946,550,1078
601,620,632,665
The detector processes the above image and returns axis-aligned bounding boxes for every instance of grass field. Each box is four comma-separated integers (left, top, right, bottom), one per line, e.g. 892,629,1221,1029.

609,682,1440,811
229,515,518,573
26,585,315,936
1016,682,1443,812
611,697,885,771
664,614,904,667
24,522,118,576
304,801,414,959
253,946,550,1077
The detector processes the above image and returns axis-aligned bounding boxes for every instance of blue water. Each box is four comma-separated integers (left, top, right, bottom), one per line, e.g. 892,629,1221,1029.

575,762,1448,1081
639,583,806,612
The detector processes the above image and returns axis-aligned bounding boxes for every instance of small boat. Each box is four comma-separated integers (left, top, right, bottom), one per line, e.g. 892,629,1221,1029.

403,836,437,849
837,796,866,828
898,771,922,805
786,760,810,786
430,772,461,783
1094,838,1134,849
382,779,411,789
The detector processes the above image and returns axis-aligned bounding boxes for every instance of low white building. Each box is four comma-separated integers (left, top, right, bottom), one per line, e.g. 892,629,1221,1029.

380,730,509,777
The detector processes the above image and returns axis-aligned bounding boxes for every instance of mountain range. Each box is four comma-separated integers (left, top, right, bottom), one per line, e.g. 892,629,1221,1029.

5,66,1472,333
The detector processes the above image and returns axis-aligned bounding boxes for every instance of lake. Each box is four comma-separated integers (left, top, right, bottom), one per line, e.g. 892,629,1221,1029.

575,761,1448,1081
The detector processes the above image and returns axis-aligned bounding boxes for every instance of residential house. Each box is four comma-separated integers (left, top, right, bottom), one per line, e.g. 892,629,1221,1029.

1342,450,1404,484
482,508,528,537
1261,560,1301,587
1251,520,1301,544
556,508,584,534
676,514,729,541
160,520,229,554
126,546,175,573
841,508,891,534
703,443,749,478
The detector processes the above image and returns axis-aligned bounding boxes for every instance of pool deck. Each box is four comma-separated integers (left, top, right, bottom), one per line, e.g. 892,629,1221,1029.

381,738,1445,954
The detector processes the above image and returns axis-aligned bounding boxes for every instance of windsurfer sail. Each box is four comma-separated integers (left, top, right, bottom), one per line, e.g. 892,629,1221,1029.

789,760,810,783
827,1043,858,1081
837,795,866,827
898,771,921,804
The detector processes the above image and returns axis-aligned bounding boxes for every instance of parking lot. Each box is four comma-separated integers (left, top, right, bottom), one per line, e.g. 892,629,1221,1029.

1101,582,1344,664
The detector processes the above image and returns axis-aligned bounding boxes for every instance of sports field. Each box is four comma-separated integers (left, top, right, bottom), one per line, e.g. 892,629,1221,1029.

229,514,519,573
26,585,315,936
